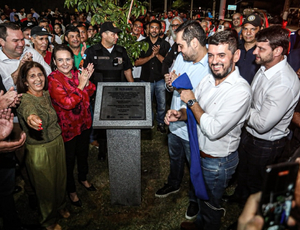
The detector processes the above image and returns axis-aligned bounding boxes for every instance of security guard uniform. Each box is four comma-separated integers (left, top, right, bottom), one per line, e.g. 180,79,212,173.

83,42,132,84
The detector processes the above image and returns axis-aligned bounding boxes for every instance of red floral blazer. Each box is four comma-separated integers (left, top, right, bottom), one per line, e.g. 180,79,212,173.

48,69,96,142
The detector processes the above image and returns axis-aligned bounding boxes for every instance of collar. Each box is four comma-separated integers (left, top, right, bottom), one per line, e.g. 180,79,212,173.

259,56,287,80
0,46,30,61
208,66,241,86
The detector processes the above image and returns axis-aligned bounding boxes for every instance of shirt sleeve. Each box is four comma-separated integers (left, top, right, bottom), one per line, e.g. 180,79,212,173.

48,73,84,110
247,85,296,134
159,41,171,57
31,48,52,75
199,86,252,140
17,96,39,123
122,48,133,71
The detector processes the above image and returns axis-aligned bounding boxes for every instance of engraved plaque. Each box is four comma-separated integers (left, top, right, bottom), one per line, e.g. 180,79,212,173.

100,86,145,120
93,82,152,129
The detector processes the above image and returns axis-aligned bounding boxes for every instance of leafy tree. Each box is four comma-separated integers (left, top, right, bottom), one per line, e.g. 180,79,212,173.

172,0,189,11
64,0,149,64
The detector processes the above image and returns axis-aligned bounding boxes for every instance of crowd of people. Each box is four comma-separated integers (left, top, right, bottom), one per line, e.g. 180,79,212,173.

0,4,300,230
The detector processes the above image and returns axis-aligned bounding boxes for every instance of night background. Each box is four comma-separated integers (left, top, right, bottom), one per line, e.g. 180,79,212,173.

1,0,295,17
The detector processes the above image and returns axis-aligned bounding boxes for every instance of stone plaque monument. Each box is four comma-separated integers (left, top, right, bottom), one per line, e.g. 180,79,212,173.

93,82,152,206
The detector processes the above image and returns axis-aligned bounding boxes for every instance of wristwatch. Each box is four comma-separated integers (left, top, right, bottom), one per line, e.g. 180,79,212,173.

187,99,198,108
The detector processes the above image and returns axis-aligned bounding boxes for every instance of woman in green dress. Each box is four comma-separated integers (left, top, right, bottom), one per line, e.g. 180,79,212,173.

16,61,69,230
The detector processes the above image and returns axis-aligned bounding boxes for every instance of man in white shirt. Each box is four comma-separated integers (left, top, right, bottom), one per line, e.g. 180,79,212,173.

164,11,173,34
235,26,300,204
166,30,252,230
131,19,145,81
0,23,51,91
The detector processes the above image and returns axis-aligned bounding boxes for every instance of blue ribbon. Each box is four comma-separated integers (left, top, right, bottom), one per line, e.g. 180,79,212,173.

172,73,208,200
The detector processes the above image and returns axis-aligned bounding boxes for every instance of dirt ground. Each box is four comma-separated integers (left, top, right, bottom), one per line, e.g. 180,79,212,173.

13,126,243,230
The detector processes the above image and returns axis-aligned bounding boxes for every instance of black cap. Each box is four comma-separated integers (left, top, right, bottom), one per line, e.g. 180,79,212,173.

100,22,121,34
30,26,52,36
243,14,262,27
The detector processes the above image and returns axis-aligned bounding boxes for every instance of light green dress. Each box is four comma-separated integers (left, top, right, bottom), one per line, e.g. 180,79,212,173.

17,91,67,227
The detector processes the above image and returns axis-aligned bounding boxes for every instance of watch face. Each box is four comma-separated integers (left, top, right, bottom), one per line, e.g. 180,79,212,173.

187,99,197,107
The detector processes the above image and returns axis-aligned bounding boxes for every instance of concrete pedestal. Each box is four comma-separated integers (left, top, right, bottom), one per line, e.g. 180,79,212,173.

107,129,141,206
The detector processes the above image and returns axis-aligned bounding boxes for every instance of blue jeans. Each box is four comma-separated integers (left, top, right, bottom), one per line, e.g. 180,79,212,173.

150,79,166,124
195,151,239,230
167,133,197,202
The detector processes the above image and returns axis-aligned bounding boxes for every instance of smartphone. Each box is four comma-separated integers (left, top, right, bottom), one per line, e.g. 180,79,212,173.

259,161,299,230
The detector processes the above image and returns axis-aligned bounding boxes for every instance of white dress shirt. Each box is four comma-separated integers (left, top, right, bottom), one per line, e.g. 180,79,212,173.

194,67,252,157
132,34,145,79
169,53,210,141
246,56,300,141
0,46,52,91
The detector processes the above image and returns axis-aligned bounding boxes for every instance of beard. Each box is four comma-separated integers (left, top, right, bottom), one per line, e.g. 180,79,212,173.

255,52,273,66
182,52,196,62
210,61,233,80
170,29,176,41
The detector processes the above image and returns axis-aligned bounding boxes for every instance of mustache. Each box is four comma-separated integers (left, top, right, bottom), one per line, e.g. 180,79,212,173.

211,63,224,67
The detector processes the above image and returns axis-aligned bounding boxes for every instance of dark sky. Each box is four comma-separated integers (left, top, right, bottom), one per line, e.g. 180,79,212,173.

3,0,285,16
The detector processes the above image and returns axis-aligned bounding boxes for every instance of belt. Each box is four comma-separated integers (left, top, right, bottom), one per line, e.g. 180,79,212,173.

246,132,287,145
200,151,219,159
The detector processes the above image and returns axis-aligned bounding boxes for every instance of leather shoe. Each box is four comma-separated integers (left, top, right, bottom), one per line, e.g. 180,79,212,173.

78,181,97,191
180,221,198,230
157,123,166,133
68,194,82,207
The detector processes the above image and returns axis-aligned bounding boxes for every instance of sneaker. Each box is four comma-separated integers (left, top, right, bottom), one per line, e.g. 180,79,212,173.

157,123,166,133
185,201,199,220
155,183,180,198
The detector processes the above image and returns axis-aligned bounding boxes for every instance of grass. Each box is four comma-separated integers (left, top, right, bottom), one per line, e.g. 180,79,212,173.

14,125,243,230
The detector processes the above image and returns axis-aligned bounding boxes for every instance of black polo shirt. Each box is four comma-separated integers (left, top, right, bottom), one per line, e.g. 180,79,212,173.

140,37,170,83
236,40,260,85
83,42,132,83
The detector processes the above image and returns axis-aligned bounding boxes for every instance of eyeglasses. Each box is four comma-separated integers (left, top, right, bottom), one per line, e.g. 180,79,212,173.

171,24,179,27
133,25,142,28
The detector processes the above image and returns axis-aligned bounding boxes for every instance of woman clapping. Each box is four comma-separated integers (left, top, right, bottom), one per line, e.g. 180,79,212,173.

48,44,96,207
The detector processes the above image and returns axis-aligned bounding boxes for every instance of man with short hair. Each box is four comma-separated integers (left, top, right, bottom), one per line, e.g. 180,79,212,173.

135,20,170,133
0,22,51,89
131,19,145,81
235,26,300,205
156,20,209,220
30,8,40,21
236,14,262,84
31,26,52,64
232,12,243,39
159,20,167,39
21,13,37,28
175,29,252,230
65,26,88,69
17,8,26,20
87,24,98,38
77,23,88,43
164,11,173,34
